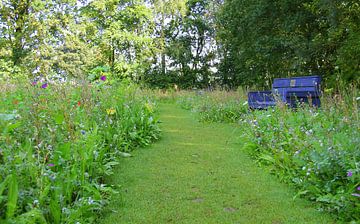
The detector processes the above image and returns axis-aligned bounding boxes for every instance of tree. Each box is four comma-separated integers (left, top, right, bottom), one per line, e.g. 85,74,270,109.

0,0,96,78
216,0,360,88
81,0,155,81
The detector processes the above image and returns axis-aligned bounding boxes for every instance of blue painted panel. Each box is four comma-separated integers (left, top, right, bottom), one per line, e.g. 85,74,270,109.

247,75,322,109
273,75,321,88
273,86,321,101
248,91,276,109
286,91,321,107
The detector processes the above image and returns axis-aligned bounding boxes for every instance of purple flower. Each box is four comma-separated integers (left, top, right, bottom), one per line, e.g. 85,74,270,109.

31,81,37,86
48,163,55,167
41,83,48,89
357,186,360,191
347,171,353,177
100,75,106,81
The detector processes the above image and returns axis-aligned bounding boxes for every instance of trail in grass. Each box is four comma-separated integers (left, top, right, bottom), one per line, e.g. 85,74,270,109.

100,103,334,224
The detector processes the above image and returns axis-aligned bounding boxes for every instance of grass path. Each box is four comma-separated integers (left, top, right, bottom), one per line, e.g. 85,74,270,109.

100,103,334,224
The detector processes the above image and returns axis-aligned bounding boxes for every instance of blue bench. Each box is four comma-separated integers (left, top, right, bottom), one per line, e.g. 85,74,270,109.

248,75,321,109
248,91,276,109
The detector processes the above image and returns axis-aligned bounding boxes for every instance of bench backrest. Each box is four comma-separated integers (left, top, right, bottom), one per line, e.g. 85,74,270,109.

272,75,321,101
248,75,322,109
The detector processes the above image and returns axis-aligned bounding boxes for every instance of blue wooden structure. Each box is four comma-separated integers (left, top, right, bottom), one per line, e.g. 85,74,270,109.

248,75,322,109
248,91,275,109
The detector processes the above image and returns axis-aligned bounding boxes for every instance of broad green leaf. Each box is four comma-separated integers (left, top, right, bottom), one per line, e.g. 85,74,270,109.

6,174,18,219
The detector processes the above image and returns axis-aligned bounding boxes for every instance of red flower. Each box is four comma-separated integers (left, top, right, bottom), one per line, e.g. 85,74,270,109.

77,101,81,107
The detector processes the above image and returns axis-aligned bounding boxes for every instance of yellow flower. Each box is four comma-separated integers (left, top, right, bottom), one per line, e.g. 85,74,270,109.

144,102,154,113
106,108,116,115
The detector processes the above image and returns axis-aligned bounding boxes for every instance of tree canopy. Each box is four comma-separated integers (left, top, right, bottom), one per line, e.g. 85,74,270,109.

1,0,359,88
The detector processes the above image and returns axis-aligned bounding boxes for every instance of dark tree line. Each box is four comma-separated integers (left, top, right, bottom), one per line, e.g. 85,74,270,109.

216,0,360,88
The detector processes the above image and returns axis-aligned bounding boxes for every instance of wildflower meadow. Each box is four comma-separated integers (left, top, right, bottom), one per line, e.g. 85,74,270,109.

175,90,360,221
1,0,360,223
0,79,160,223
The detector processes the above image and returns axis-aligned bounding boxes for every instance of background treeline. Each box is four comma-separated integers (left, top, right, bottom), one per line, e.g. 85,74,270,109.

1,0,359,89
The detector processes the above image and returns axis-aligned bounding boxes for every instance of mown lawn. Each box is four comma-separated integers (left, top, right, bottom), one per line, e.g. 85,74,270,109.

100,103,334,223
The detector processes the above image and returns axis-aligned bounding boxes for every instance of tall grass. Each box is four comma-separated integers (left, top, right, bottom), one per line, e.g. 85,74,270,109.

0,81,160,223
176,88,360,222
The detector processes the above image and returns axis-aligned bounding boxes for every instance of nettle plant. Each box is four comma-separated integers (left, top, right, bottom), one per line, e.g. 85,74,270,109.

0,79,160,223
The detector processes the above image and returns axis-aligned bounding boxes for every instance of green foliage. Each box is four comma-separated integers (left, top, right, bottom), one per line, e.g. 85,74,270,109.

88,66,111,82
101,103,333,223
1,0,359,88
0,0,97,78
144,0,219,89
177,90,248,122
241,105,360,221
81,0,155,81
177,90,360,222
0,82,161,223
0,59,24,81
216,0,360,88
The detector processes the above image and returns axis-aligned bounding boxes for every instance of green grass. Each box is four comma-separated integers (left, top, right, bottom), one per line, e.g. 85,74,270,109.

100,103,334,224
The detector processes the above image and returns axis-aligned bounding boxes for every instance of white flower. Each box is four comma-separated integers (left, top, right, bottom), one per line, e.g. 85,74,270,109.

305,129,313,136
88,197,94,205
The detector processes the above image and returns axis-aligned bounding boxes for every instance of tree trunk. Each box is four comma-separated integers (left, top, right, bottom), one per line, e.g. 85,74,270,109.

12,0,31,66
